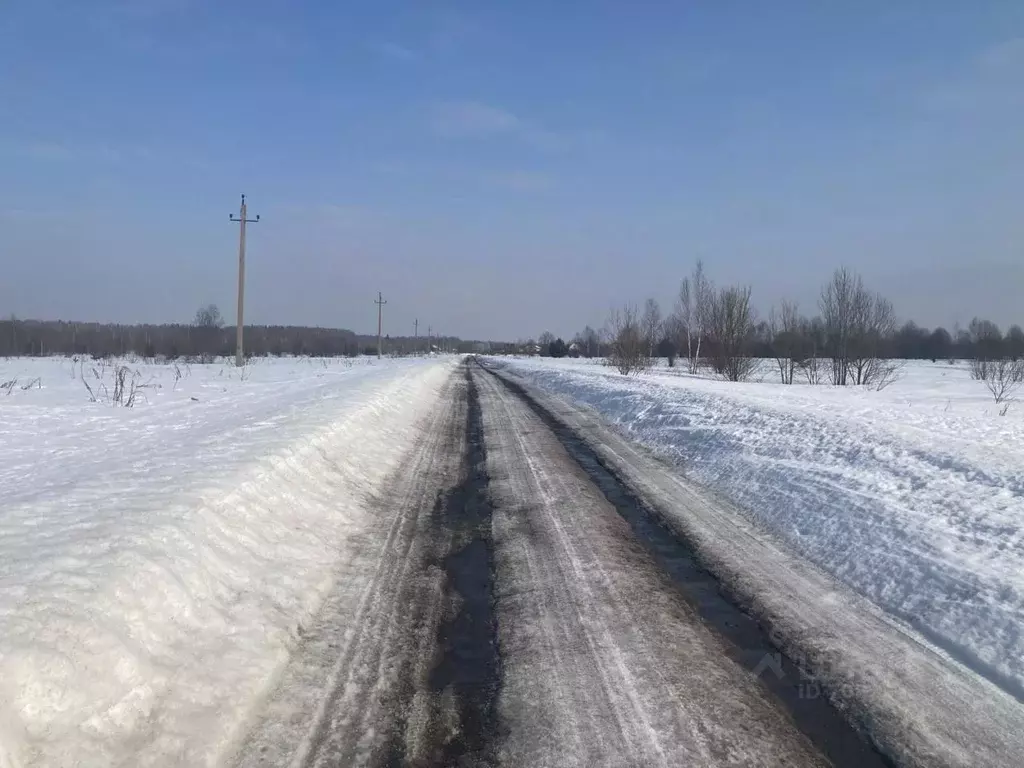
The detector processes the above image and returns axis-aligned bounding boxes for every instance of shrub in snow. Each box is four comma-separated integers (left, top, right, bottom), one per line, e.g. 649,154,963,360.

605,304,650,376
978,358,1024,403
81,363,151,407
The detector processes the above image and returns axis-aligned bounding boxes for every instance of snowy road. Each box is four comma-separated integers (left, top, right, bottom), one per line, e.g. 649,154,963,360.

8,359,1022,766
234,360,895,767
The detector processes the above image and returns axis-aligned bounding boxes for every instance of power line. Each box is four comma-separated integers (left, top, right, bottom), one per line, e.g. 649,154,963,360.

229,194,259,368
375,291,387,359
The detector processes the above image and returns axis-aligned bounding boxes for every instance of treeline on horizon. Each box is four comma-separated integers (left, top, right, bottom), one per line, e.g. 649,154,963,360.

527,316,1024,363
524,263,1023,374
3,266,1022,367
0,305,477,359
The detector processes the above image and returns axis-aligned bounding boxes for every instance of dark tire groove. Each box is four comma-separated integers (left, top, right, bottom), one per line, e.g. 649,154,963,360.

423,364,502,766
375,363,502,768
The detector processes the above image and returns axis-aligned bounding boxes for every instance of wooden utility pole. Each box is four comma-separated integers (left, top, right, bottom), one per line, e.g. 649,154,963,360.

414,318,418,355
229,194,259,367
375,291,387,359
427,325,432,354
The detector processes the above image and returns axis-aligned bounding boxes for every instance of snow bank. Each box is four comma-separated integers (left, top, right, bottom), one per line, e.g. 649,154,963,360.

0,356,454,767
497,357,1024,701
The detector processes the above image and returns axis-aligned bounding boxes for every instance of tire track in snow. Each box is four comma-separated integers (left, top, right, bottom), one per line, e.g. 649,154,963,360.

234,364,502,768
473,360,853,767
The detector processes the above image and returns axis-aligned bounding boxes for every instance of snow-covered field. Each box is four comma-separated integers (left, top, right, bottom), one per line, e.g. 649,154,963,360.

0,355,454,767
495,357,1024,701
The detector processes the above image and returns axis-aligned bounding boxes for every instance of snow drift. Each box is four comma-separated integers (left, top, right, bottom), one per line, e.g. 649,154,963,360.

0,357,453,767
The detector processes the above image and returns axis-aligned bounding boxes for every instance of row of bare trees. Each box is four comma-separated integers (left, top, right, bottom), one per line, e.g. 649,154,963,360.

600,263,947,389
607,261,762,382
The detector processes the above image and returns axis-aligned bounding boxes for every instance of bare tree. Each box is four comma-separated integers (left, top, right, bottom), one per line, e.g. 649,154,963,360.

194,304,223,329
1007,325,1024,361
193,304,223,363
796,316,826,385
819,267,860,385
668,307,689,371
605,304,649,375
662,314,681,367
675,260,712,375
642,298,662,361
968,318,1004,371
819,268,899,387
769,300,801,384
706,285,756,382
578,325,600,358
849,294,899,387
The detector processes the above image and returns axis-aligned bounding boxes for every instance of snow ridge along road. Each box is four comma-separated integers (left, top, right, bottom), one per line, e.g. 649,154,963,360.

237,358,900,767
0,357,455,768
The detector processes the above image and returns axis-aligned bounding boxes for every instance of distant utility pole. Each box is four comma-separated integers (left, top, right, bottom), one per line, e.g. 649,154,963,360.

375,291,387,359
427,325,432,355
414,318,419,355
229,194,259,367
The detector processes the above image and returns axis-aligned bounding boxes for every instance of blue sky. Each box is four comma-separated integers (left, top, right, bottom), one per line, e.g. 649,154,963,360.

1,1,1022,340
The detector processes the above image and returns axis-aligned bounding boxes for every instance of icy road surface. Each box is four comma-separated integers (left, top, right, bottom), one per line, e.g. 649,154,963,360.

236,359,1024,768
236,361,854,767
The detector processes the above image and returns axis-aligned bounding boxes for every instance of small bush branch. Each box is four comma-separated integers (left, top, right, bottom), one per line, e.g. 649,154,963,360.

605,304,650,376
982,358,1024,403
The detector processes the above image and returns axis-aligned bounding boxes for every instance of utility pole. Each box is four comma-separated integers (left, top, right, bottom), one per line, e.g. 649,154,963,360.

375,291,387,359
229,194,259,367
427,325,432,355
414,318,419,356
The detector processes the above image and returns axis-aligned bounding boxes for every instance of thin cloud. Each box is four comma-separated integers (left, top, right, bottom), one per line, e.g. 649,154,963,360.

374,41,418,61
278,202,386,229
429,10,480,53
115,0,196,19
430,101,523,138
978,37,1024,72
488,170,557,191
429,101,604,152
22,141,73,160
922,38,1024,112
0,138,193,170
